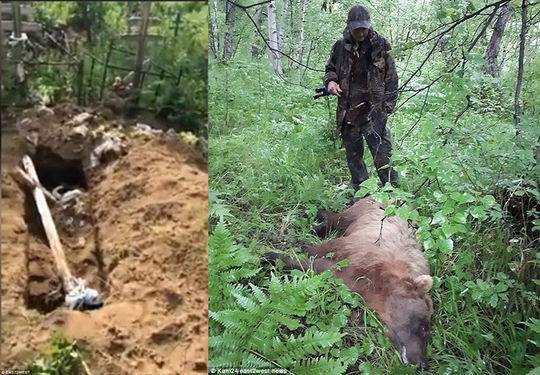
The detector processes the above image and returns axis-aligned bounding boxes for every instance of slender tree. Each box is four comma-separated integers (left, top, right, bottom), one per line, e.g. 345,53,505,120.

210,0,220,59
287,0,294,70
251,7,264,59
278,0,287,51
132,2,151,91
485,2,512,77
223,1,236,61
514,0,528,136
296,0,307,70
267,0,283,75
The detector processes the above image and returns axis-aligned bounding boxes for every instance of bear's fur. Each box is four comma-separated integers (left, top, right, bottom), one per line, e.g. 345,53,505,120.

266,197,432,369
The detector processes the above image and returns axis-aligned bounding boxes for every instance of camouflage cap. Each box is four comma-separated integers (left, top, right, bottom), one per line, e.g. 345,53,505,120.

347,5,371,30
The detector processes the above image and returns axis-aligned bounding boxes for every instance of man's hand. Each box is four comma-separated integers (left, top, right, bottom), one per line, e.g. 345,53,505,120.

327,81,342,97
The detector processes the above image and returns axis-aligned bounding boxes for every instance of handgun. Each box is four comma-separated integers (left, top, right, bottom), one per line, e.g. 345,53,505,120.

314,87,330,99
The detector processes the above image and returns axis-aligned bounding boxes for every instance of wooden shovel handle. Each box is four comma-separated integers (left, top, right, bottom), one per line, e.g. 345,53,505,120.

22,155,73,287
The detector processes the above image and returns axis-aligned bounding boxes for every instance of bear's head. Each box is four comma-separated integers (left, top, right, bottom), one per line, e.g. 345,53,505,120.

382,274,433,370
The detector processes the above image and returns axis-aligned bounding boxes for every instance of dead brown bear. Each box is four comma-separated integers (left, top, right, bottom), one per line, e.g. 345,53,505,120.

266,197,433,370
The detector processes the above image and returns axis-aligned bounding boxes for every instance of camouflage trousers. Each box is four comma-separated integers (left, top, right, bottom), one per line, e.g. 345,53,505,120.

340,111,398,190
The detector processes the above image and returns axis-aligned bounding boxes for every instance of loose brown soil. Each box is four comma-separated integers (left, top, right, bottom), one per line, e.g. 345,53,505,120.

1,104,208,374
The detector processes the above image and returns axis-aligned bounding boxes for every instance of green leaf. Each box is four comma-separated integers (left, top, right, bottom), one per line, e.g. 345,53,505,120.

396,206,410,220
437,237,454,254
489,294,499,307
495,283,509,293
281,316,301,331
358,362,382,375
385,204,396,217
524,318,540,334
478,279,490,290
532,219,540,233
436,9,448,19
432,211,447,225
356,177,379,199
481,195,498,208
423,237,436,251
453,210,468,224
335,259,350,271
472,290,482,301
433,191,446,202
409,209,421,222
441,223,456,238
340,346,360,366
470,205,487,220
464,280,475,289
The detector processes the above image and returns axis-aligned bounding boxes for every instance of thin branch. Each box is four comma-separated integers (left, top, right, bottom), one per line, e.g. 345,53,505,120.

374,216,387,245
414,0,511,46
410,178,432,200
468,5,500,52
227,0,324,72
239,0,273,9
398,1,508,92
398,85,431,147
300,40,315,81
43,30,78,61
451,151,482,190
395,60,461,112
528,9,540,24
454,95,473,123
398,35,443,91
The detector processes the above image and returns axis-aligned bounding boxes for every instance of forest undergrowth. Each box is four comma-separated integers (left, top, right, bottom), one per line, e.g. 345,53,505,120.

208,57,539,374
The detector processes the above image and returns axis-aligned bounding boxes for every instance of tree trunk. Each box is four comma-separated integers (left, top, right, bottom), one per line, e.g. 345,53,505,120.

287,0,294,70
11,2,25,84
468,5,499,52
251,7,263,59
78,1,92,45
484,2,512,77
128,1,151,114
289,0,294,43
461,6,500,72
514,0,528,136
278,0,287,51
133,2,151,90
297,0,307,68
209,0,220,59
267,0,283,75
223,1,236,61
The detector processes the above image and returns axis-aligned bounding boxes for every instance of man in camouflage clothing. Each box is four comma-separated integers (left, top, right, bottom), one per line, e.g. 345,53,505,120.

324,5,399,190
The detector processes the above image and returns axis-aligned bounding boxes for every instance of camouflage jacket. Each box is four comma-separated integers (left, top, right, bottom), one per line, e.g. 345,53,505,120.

324,29,398,129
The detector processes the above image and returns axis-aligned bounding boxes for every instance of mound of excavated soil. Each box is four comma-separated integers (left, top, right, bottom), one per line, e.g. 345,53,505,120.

1,104,208,374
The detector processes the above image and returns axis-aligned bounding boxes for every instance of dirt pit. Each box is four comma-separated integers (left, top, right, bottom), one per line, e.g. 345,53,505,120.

1,103,208,374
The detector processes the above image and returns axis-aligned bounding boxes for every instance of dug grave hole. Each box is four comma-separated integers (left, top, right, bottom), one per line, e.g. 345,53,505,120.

1,104,208,374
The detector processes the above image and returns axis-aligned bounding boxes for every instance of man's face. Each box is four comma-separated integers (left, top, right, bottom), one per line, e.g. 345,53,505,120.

350,27,369,42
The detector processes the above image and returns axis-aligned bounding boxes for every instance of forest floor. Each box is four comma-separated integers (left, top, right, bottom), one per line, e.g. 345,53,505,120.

208,61,539,373
1,103,208,374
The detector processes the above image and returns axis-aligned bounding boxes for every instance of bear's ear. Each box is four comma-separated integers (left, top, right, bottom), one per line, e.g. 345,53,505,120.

414,275,433,294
